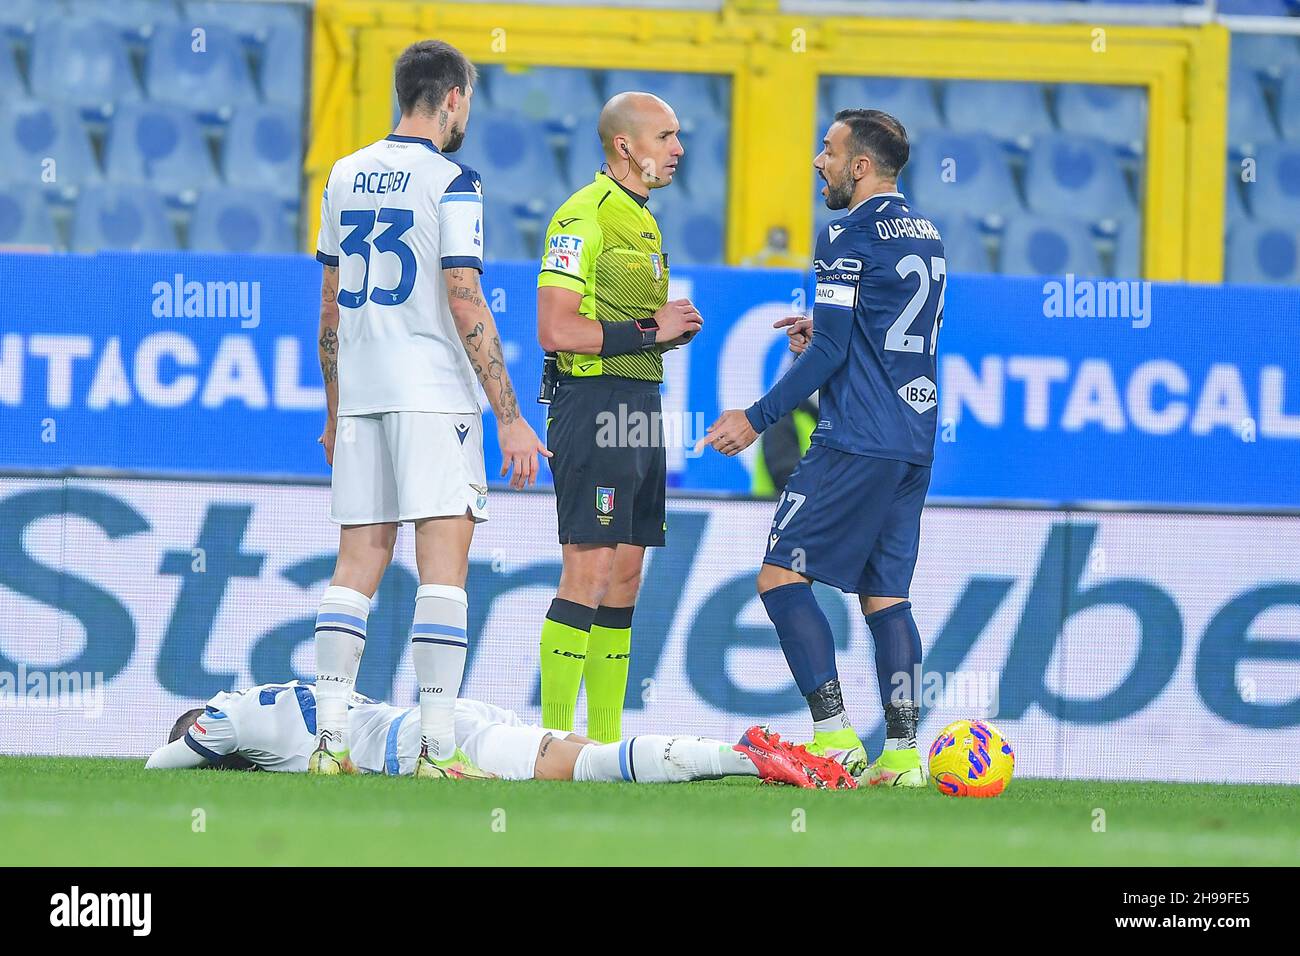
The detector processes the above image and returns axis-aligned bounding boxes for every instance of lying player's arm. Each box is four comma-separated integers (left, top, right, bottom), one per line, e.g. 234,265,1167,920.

537,286,703,355
743,302,851,433
444,267,551,489
316,265,340,465
145,739,210,770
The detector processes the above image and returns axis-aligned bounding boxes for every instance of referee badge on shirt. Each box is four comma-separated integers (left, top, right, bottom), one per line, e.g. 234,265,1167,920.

650,253,663,280
596,485,616,525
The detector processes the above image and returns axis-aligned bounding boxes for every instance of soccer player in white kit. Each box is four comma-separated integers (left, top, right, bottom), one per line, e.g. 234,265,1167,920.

311,40,548,780
144,681,855,790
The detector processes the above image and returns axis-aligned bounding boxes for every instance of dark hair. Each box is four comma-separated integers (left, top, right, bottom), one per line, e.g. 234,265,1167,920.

833,108,909,180
169,708,204,743
394,40,477,118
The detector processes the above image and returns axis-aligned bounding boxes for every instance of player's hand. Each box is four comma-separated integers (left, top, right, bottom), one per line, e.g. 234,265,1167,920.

774,314,812,355
317,416,337,467
694,409,758,458
653,298,703,344
498,418,552,490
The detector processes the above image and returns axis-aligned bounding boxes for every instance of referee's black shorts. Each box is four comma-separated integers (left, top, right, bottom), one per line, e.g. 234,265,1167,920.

545,375,666,548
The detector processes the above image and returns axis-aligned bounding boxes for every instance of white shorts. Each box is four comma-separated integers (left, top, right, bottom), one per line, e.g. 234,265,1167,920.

392,699,567,780
330,411,489,525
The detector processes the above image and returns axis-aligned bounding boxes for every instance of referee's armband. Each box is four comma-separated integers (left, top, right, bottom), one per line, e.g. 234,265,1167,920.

599,317,658,357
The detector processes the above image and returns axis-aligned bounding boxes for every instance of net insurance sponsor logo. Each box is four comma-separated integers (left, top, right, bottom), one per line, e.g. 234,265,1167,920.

50,887,151,936
0,482,1295,742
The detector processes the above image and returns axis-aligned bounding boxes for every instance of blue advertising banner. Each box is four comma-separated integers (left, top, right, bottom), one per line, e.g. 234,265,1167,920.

0,251,1297,507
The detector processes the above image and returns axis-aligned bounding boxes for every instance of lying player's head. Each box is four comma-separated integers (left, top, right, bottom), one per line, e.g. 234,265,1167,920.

167,708,256,771
598,91,684,190
394,39,477,153
816,109,909,210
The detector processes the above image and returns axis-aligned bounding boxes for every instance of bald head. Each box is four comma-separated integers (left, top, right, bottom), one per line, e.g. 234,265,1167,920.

597,92,684,193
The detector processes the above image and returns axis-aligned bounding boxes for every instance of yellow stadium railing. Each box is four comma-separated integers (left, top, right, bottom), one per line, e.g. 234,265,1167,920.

308,0,1229,281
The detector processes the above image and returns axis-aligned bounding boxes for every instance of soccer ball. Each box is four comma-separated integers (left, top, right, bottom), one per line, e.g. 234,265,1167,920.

927,719,1015,798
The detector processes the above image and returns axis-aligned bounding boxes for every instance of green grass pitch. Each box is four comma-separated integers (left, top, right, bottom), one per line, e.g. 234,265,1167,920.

3,757,1297,866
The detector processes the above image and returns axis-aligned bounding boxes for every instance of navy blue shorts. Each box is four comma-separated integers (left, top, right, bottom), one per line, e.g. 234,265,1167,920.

762,445,931,596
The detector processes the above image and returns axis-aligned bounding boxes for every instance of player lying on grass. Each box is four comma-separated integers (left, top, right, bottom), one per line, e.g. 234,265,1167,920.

144,680,855,790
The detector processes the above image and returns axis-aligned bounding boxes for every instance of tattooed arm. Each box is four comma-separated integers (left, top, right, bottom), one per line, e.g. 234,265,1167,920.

317,265,340,465
444,267,550,488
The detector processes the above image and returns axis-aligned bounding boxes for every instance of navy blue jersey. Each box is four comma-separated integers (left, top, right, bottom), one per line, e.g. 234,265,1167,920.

746,191,945,466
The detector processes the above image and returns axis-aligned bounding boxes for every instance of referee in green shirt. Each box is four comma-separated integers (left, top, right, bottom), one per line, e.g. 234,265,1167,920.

535,92,704,741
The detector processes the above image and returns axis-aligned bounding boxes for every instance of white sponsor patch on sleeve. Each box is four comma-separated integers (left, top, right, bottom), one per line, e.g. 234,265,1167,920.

543,234,586,275
815,282,856,309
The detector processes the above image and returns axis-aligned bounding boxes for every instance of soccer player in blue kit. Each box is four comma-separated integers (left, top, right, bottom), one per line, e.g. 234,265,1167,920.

699,109,945,787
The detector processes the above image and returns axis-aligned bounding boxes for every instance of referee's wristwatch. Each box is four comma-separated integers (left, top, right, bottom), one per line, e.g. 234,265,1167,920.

634,316,659,349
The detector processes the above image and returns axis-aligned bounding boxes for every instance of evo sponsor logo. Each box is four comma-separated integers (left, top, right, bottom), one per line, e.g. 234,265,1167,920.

49,886,151,936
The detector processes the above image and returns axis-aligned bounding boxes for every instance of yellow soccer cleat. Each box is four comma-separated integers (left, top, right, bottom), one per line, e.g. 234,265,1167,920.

414,743,496,781
862,746,928,788
801,728,869,778
307,733,357,775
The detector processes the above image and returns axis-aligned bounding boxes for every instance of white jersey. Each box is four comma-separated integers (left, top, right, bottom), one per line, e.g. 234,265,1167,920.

180,681,541,777
316,134,484,416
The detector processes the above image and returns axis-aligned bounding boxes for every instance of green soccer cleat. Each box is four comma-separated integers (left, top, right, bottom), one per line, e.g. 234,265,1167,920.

414,744,496,781
307,733,357,775
802,728,869,778
862,746,927,788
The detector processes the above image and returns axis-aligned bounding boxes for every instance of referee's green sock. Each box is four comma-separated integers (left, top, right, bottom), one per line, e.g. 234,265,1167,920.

584,605,634,743
540,598,596,732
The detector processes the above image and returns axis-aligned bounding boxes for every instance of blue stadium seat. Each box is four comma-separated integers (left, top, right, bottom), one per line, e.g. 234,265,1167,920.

223,105,302,204
679,122,729,205
189,188,295,253
485,65,602,130
185,1,305,45
942,81,1053,149
1224,166,1250,232
1217,0,1292,12
1278,67,1300,141
105,103,220,202
260,22,308,114
999,215,1103,278
453,112,565,216
1024,133,1134,227
820,76,942,133
146,22,259,121
657,204,725,266
0,186,59,249
564,116,607,191
602,70,723,132
0,36,25,97
1245,143,1300,227
65,0,179,42
71,184,177,251
0,0,46,39
1228,67,1278,154
1055,84,1146,154
0,100,102,200
1112,217,1142,278
930,214,991,275
905,129,1021,225
1231,32,1300,83
483,199,530,262
1225,222,1300,285
29,19,142,116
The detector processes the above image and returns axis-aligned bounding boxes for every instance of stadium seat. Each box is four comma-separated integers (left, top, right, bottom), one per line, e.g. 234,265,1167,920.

0,185,59,249
1055,84,1147,154
1228,67,1278,155
820,76,942,133
564,116,608,191
0,37,25,97
1225,221,1300,285
679,122,730,205
999,214,1103,278
657,204,725,266
1244,143,1300,227
1231,32,1300,83
260,22,308,114
65,0,179,42
930,214,991,275
189,188,295,254
71,184,177,252
1024,133,1134,228
905,129,1022,226
1112,217,1142,278
483,199,531,263
1277,67,1300,142
485,65,602,130
146,22,259,121
453,112,565,216
942,81,1053,149
223,105,302,204
0,0,44,38
105,103,220,202
0,100,102,200
1217,0,1293,12
602,70,723,132
186,1,306,45
29,19,142,116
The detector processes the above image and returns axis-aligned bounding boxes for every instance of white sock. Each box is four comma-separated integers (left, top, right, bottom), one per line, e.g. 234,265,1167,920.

411,583,468,762
813,712,853,734
571,736,759,783
314,585,370,749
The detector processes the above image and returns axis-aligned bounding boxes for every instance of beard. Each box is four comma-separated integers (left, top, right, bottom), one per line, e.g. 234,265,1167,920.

822,167,854,210
442,121,466,154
